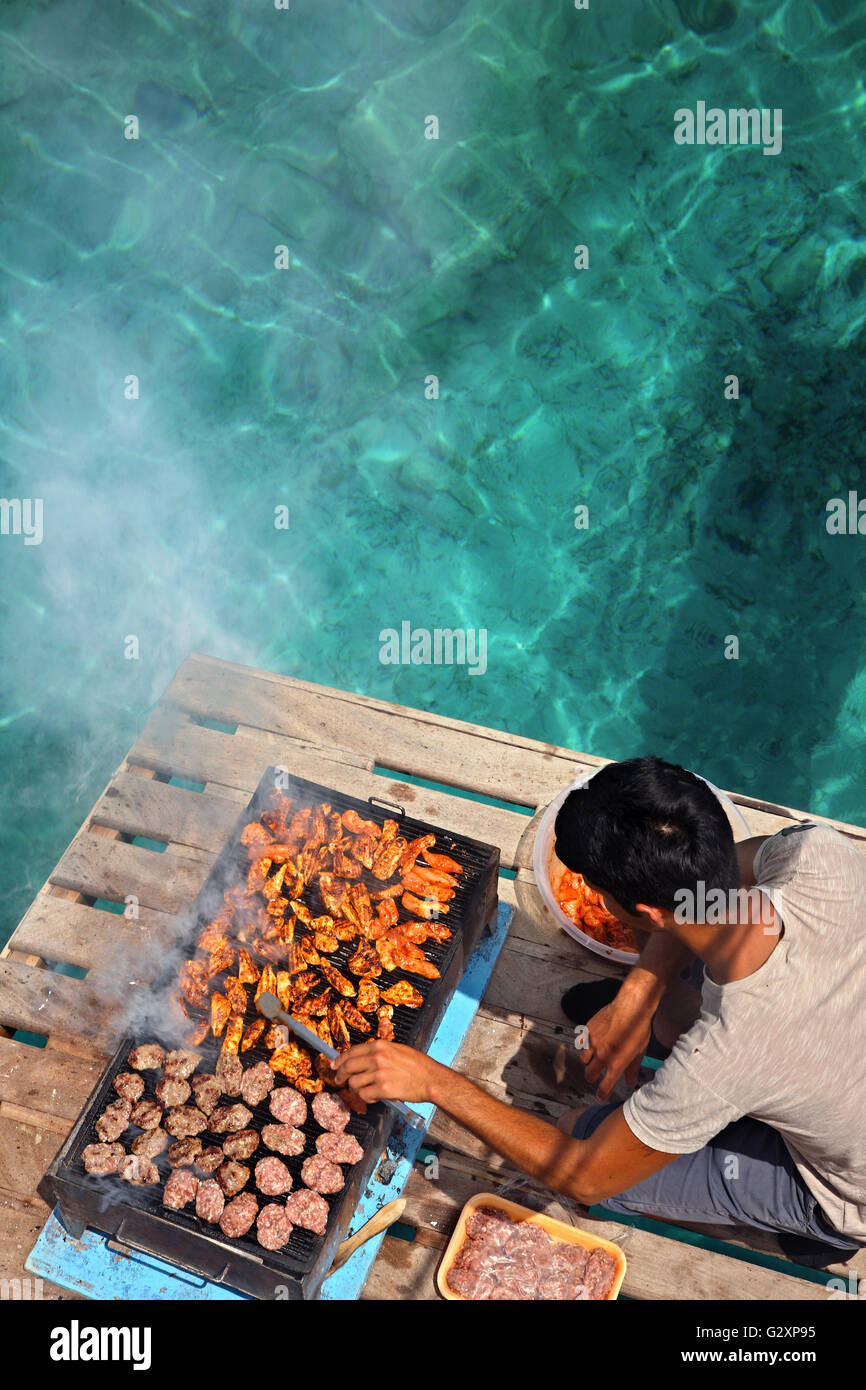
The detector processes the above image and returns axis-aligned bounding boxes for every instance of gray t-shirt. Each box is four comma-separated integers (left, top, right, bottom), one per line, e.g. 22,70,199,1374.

623,823,866,1239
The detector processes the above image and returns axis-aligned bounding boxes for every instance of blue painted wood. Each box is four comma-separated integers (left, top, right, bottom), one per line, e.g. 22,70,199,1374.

27,902,515,1302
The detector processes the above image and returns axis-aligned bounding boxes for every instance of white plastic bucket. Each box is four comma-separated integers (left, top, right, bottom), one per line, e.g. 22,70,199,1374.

532,768,753,965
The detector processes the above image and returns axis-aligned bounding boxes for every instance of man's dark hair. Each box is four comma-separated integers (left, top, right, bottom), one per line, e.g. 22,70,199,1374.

553,756,740,915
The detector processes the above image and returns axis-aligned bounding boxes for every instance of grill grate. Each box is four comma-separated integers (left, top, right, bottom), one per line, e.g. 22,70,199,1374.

41,768,499,1298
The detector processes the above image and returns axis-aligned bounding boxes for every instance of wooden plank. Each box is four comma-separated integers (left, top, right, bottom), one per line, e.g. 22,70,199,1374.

162,654,594,806
89,771,244,853
0,1194,84,1299
7,897,174,973
0,1038,102,1121
129,711,536,868
394,1161,831,1301
362,1231,443,1301
0,959,112,1046
0,1117,65,1203
49,836,213,916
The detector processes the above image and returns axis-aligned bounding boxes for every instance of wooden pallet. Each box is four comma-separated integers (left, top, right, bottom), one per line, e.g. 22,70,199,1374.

1,652,862,1301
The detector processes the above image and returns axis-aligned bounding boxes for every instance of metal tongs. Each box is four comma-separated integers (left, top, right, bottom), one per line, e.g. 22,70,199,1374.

256,992,427,1131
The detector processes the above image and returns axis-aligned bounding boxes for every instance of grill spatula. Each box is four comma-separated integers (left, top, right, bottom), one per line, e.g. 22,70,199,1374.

256,991,427,1131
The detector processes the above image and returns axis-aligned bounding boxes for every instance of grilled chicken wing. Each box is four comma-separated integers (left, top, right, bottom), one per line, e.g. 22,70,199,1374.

341,809,380,836
377,1004,395,1039
211,992,231,1038
401,891,449,920
237,948,260,984
180,959,208,1008
224,976,247,1015
319,961,356,997
381,981,424,1008
241,1018,266,1052
222,1014,244,1054
356,978,381,1013
371,837,406,880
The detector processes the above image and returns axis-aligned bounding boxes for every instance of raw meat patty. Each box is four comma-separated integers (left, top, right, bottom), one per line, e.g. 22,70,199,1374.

255,1157,293,1196
219,1192,258,1239
269,1086,307,1126
315,1132,363,1165
196,1177,225,1224
163,1168,199,1210
256,1204,293,1251
301,1156,344,1194
312,1091,351,1133
284,1188,329,1235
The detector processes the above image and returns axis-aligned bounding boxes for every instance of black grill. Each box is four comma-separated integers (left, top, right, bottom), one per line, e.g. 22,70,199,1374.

39,768,499,1298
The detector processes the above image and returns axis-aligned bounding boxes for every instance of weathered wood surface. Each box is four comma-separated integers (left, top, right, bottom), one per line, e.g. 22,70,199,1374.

0,651,860,1301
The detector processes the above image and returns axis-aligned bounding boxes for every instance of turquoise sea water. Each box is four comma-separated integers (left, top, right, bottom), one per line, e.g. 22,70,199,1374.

2,0,866,947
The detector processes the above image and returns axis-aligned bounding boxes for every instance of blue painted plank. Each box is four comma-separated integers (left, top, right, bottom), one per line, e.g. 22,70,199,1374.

27,903,515,1302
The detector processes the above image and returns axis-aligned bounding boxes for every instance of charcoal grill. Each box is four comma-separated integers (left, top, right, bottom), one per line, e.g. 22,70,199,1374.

39,768,500,1299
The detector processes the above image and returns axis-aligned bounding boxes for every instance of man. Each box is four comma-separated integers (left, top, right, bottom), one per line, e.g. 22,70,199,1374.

333,757,866,1267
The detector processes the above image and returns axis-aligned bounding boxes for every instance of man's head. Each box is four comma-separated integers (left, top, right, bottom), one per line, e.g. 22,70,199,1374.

554,756,739,927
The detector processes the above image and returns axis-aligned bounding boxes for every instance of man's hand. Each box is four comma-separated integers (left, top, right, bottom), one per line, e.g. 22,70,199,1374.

331,1039,438,1104
579,997,652,1100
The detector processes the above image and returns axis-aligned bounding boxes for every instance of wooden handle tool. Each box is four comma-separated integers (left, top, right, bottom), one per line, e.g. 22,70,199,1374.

328,1198,407,1274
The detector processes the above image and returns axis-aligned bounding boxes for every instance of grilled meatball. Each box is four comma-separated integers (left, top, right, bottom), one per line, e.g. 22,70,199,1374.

255,1156,293,1196
167,1137,203,1167
82,1141,125,1175
163,1168,199,1210
119,1154,159,1185
127,1044,165,1072
223,1129,259,1161
131,1128,168,1160
269,1086,307,1126
312,1091,351,1133
130,1099,163,1131
155,1077,191,1107
207,1104,253,1133
301,1156,344,1194
315,1132,363,1165
162,1049,201,1080
284,1188,329,1235
216,1160,250,1197
219,1192,258,1240
163,1105,208,1138
190,1073,221,1115
195,1146,224,1176
113,1072,145,1104
256,1204,293,1251
261,1124,305,1156
240,1061,274,1108
214,1052,243,1098
95,1100,131,1143
195,1177,225,1224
